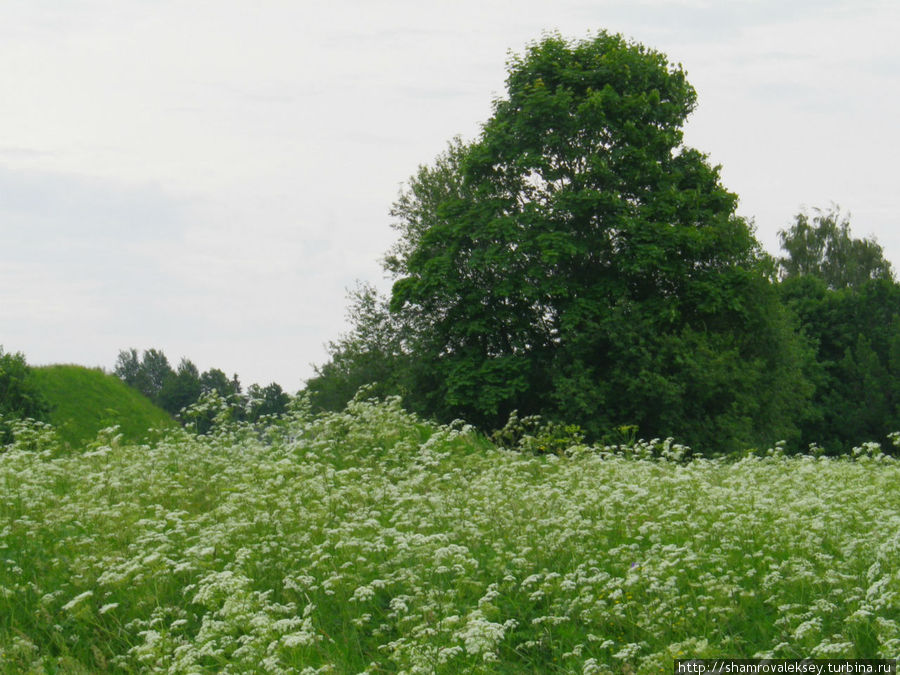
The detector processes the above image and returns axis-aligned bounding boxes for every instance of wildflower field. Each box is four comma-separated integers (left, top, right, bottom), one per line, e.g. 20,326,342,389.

2,398,900,674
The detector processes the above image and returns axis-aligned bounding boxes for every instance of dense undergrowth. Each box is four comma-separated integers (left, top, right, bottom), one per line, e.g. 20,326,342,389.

2,396,899,673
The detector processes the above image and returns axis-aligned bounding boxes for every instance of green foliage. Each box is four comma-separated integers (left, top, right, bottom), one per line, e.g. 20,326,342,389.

775,207,900,452
199,367,241,400
490,409,585,455
378,31,813,451
0,346,50,443
778,206,893,289
115,347,291,428
179,390,239,435
305,283,415,413
185,369,246,433
27,364,174,447
139,348,174,402
3,398,900,671
115,349,206,416
245,382,291,422
310,35,900,455
115,347,175,407
779,275,900,452
157,358,203,415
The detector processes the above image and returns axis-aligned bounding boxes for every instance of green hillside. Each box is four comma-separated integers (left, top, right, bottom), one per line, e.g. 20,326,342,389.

28,364,175,447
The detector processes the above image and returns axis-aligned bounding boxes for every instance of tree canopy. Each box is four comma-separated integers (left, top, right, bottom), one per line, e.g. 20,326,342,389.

310,31,815,452
778,206,893,289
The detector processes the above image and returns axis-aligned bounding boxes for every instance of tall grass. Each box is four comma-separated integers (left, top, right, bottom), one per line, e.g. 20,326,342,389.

1,397,899,673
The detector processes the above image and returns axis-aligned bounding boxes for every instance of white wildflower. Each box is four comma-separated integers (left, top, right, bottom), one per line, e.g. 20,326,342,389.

61,590,93,612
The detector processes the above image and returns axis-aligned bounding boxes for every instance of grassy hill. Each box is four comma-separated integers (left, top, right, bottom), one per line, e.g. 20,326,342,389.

28,364,175,447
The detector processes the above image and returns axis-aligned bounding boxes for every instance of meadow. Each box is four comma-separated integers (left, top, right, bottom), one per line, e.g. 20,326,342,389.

2,396,899,673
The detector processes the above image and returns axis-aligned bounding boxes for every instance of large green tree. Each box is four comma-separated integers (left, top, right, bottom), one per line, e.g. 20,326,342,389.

306,32,816,452
380,31,812,451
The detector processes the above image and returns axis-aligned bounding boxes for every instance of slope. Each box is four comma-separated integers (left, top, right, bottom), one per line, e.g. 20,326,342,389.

28,364,175,447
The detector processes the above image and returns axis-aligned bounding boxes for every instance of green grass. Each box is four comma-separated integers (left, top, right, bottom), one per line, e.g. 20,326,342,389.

2,397,899,673
28,364,174,447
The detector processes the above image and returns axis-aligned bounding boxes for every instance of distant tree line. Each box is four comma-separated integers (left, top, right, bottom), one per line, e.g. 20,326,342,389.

303,31,900,455
114,348,291,430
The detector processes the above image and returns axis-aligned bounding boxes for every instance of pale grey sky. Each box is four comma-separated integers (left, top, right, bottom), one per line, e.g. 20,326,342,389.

2,0,898,389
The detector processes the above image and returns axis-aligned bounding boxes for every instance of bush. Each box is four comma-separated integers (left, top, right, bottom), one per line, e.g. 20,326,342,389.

0,347,50,444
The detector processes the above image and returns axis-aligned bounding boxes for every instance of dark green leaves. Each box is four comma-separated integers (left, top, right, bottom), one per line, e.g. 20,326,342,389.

0,347,51,443
377,31,811,450
778,206,894,289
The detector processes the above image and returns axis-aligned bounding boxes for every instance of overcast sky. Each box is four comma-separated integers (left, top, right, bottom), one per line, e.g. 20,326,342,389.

2,0,898,390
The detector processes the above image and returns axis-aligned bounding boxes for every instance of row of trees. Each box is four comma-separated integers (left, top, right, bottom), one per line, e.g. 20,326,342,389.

777,209,898,451
305,31,898,454
114,348,291,425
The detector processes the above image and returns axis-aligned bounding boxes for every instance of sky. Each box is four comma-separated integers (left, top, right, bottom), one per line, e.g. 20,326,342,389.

2,0,898,390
